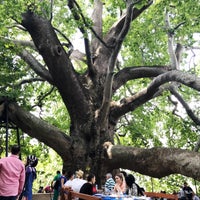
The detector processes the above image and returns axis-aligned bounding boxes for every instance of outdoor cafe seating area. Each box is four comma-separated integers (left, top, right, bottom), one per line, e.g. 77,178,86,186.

61,187,178,200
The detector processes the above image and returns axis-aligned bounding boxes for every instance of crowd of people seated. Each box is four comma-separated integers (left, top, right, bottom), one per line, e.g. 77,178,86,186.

48,169,146,200
37,169,200,200
178,182,199,200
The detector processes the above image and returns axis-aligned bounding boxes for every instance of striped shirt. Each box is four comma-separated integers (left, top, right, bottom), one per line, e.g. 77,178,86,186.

105,178,115,191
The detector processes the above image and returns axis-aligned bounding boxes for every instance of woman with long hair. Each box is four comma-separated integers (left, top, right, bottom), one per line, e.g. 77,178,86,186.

113,173,127,194
21,155,38,200
79,173,96,200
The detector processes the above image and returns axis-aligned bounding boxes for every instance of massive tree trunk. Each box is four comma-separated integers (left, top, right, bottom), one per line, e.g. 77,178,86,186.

1,100,200,183
1,0,200,185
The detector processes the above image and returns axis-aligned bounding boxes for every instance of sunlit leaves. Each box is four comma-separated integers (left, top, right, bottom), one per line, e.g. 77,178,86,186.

0,0,200,191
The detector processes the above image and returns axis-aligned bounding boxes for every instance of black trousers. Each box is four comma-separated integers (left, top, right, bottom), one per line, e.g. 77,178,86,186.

0,196,18,200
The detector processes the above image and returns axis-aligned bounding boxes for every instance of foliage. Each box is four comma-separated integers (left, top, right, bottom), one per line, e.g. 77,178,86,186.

0,0,200,192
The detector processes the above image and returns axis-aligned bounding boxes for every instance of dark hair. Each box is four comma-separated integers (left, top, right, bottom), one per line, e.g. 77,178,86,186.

26,155,38,167
11,145,20,155
67,171,74,179
87,173,95,182
125,174,135,188
120,171,127,178
57,170,61,174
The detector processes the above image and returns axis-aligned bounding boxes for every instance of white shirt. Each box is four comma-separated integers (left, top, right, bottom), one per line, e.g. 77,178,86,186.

68,178,87,192
64,179,74,187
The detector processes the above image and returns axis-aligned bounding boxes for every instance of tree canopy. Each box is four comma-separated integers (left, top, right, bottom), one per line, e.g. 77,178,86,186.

0,0,200,185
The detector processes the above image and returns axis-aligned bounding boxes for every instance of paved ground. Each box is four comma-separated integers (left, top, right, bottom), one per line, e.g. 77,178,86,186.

32,193,53,200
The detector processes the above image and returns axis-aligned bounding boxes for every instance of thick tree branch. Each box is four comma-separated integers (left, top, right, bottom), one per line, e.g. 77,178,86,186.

92,1,153,74
91,0,103,38
98,2,141,127
113,66,169,92
110,70,200,123
0,101,72,161
21,11,92,126
148,70,200,92
91,0,103,59
105,1,153,45
104,143,200,181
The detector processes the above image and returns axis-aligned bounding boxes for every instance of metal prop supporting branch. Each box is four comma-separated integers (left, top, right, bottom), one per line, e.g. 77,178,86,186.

5,101,8,157
0,100,21,158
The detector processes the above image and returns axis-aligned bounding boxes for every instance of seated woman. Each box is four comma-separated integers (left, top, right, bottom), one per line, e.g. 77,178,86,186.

79,173,97,200
125,174,144,196
113,173,127,194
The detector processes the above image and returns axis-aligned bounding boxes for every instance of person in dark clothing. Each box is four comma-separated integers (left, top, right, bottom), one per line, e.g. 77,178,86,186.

79,174,96,200
52,170,61,200
58,170,67,200
21,155,38,200
182,182,194,200
37,186,44,193
125,174,144,196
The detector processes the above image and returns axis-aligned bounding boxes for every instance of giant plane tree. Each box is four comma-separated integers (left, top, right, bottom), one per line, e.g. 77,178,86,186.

0,0,200,184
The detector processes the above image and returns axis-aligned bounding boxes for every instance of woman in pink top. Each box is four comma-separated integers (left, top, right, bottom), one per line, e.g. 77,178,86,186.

114,173,127,194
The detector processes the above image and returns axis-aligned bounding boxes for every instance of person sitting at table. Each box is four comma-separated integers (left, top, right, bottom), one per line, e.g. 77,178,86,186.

79,173,97,200
68,169,86,192
105,173,115,192
64,171,75,188
125,174,144,196
113,173,127,194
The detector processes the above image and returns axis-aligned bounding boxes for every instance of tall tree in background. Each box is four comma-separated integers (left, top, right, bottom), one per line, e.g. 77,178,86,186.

0,0,200,184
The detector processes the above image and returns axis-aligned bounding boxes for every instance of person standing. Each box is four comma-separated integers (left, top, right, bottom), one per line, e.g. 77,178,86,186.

58,170,67,200
52,170,61,200
21,155,38,200
0,145,25,200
